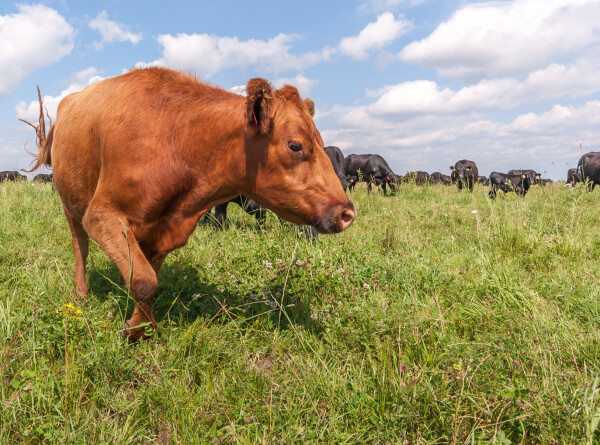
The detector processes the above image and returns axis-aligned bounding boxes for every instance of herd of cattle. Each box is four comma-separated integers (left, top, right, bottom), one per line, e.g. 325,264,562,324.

3,150,600,211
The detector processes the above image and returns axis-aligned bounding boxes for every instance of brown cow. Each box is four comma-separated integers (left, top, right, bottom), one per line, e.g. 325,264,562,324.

27,67,356,341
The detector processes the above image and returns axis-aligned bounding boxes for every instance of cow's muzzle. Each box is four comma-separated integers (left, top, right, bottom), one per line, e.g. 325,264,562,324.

314,201,357,234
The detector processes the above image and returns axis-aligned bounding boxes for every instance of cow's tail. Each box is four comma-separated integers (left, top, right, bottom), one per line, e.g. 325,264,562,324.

21,86,53,172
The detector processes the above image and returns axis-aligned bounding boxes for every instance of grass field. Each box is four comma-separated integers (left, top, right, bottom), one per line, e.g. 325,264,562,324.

1,179,600,444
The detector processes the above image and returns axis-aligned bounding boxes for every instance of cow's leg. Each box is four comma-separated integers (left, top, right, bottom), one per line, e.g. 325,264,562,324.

82,203,157,341
63,206,89,297
213,202,228,229
381,182,388,195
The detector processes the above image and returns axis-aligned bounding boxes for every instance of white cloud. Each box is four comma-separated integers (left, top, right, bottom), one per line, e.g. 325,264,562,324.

273,74,316,98
364,56,600,116
140,33,332,78
357,0,429,13
89,11,142,50
399,0,600,81
339,12,411,60
15,68,104,124
0,4,74,97
317,95,600,179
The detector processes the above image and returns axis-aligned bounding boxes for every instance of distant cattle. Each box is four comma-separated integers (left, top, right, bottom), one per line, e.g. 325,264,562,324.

405,171,430,185
566,168,582,187
212,195,266,229
324,146,349,191
508,169,541,185
0,171,26,181
541,179,553,186
477,176,489,186
430,172,452,185
577,152,600,190
33,173,53,183
345,154,401,195
450,160,479,192
488,172,531,199
208,195,318,239
25,67,355,341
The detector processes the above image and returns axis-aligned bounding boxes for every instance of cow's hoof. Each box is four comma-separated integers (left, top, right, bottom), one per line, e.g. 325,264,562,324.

119,320,149,342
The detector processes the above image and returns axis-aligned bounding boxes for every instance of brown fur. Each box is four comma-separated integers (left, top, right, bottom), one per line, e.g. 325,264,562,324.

28,67,356,341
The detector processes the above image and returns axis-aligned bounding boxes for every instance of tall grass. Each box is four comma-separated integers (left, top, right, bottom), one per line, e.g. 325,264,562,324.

1,179,599,444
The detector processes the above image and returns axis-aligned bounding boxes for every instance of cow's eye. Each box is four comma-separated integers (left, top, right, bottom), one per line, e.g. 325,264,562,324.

288,141,303,153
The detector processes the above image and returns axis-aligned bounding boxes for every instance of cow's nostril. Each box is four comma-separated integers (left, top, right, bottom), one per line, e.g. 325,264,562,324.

340,207,357,230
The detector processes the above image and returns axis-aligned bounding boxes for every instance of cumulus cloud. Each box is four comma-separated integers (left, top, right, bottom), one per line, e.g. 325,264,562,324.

15,68,104,123
338,12,411,60
0,4,74,97
140,33,332,78
89,11,142,50
364,56,600,116
317,95,600,179
273,74,316,98
399,0,600,81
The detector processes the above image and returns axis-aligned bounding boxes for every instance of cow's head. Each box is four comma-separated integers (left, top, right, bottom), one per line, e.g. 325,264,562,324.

242,79,356,233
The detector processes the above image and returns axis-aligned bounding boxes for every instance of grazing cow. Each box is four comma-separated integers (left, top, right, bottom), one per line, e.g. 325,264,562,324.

209,195,318,239
324,146,349,190
478,176,489,186
345,154,401,195
430,172,452,185
541,179,553,186
26,67,356,341
405,171,430,185
577,152,600,190
488,172,531,199
566,168,582,187
212,195,266,228
0,171,26,181
450,160,479,192
508,169,541,185
33,173,53,183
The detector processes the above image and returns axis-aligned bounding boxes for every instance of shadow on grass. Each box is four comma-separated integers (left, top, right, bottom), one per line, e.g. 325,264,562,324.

86,261,322,338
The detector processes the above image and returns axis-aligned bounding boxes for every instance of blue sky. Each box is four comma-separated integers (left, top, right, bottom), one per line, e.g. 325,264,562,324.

2,0,600,180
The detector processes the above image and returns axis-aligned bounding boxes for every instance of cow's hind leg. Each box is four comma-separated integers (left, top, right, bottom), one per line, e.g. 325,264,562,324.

63,206,89,297
82,203,158,341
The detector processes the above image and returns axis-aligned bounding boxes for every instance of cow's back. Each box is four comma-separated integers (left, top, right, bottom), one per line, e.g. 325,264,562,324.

324,146,346,177
51,69,242,219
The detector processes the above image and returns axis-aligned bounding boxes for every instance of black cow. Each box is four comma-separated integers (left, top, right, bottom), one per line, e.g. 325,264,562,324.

0,171,26,181
212,195,266,229
541,179,553,186
450,160,479,192
478,176,489,186
488,172,531,199
207,195,318,239
33,173,53,183
566,168,582,187
324,146,349,191
405,171,430,185
508,169,541,185
577,152,600,191
345,154,401,195
430,172,452,185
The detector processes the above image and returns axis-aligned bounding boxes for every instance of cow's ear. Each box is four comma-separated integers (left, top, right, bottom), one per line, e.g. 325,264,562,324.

304,98,315,117
246,78,273,135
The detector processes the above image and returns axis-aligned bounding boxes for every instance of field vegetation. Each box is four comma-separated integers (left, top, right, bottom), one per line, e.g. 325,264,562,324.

1,179,600,444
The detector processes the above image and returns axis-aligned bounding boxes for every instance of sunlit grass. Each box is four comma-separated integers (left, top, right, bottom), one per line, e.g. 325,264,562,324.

1,179,599,443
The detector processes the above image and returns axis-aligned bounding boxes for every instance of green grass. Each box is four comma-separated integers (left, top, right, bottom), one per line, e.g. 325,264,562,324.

1,179,600,444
